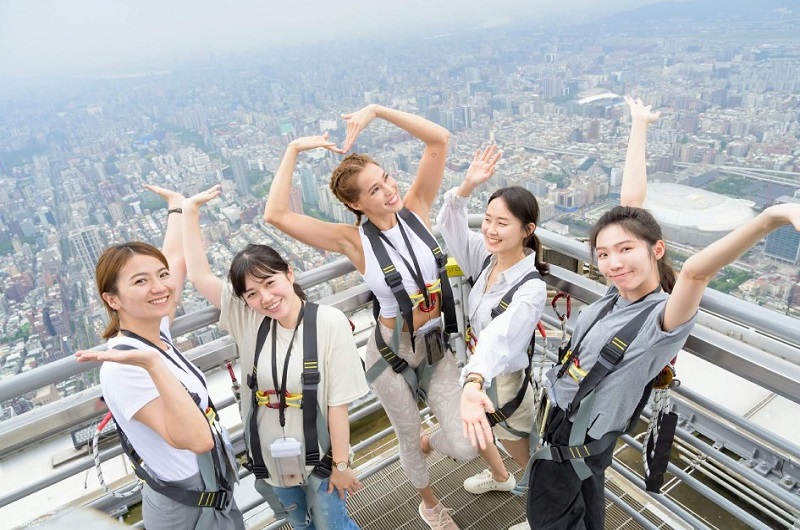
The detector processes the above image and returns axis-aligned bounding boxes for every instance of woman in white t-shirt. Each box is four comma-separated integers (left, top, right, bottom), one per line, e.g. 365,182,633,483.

76,185,244,530
181,186,369,530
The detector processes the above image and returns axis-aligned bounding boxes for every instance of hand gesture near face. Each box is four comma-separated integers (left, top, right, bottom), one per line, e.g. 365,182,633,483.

464,145,502,188
341,104,378,152
625,96,661,125
289,132,346,154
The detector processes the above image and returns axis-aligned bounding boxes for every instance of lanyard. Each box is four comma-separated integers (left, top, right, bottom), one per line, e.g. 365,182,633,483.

119,329,206,389
378,216,430,307
556,286,661,379
270,303,305,429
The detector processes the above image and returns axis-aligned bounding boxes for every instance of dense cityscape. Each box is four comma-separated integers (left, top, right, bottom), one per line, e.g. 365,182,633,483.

1,1,799,419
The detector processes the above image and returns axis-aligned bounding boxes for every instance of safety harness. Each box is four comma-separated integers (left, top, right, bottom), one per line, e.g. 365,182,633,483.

521,289,678,493
107,331,236,513
362,208,458,402
465,256,547,437
243,302,334,520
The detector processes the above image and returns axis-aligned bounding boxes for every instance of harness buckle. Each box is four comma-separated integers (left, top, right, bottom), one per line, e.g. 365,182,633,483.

246,373,258,390
213,489,229,510
550,445,566,463
385,270,404,290
600,340,626,365
301,371,321,386
391,358,409,374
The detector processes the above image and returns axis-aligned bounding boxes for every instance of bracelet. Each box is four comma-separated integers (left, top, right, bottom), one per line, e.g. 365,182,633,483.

167,207,183,215
464,374,484,389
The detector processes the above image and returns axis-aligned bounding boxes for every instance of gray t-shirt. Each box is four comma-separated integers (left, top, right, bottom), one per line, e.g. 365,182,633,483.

545,287,696,439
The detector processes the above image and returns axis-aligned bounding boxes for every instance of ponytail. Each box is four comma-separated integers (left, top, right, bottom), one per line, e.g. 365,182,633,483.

526,232,550,276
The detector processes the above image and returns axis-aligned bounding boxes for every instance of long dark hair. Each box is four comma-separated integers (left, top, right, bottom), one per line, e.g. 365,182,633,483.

228,244,306,301
589,206,676,293
96,242,169,340
487,186,549,276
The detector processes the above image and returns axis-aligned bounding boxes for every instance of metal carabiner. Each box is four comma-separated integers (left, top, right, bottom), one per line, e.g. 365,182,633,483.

551,292,571,321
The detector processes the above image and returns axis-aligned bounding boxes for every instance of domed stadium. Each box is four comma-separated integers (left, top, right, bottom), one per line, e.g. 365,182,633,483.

643,183,756,246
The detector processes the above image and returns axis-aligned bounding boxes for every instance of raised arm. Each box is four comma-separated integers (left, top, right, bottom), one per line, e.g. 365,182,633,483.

436,146,501,279
341,104,450,221
145,185,186,323
663,203,800,331
263,135,361,262
182,185,225,309
620,97,661,208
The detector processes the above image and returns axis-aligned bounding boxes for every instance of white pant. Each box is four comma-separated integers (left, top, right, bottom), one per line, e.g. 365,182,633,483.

366,322,477,488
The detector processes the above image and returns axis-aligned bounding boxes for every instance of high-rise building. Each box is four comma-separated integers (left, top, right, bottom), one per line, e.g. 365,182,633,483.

300,167,318,207
765,196,800,264
289,185,304,215
231,156,251,196
70,226,104,273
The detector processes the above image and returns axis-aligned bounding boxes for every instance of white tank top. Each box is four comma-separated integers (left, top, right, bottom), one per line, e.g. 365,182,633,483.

358,212,439,318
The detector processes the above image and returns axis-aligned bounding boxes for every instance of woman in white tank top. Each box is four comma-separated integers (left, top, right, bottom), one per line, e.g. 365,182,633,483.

264,105,476,530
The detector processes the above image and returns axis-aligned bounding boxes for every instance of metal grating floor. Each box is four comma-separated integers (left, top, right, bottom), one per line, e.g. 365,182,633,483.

270,452,655,530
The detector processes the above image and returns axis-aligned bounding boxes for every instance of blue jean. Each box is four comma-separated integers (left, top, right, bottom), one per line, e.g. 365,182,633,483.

272,478,360,530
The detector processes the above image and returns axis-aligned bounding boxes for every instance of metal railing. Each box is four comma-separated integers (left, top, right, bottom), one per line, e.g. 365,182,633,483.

1,222,799,529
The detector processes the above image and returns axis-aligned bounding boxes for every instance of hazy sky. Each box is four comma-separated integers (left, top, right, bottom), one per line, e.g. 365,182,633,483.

0,0,669,80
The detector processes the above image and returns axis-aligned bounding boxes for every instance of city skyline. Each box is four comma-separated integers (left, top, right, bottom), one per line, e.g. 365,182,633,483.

0,0,693,82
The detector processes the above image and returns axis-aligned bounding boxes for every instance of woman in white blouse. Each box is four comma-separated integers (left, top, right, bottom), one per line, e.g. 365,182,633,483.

436,146,548,496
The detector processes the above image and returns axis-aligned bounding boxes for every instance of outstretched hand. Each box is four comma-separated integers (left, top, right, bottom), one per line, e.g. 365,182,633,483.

464,145,501,188
76,348,160,371
341,104,378,152
625,96,661,124
289,132,346,155
460,384,495,450
144,184,185,207
184,184,222,210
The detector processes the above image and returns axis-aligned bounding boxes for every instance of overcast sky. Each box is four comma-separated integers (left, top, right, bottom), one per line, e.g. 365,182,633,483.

0,0,671,80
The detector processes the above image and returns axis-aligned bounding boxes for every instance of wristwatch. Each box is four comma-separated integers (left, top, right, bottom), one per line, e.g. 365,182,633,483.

464,373,485,389
334,459,350,472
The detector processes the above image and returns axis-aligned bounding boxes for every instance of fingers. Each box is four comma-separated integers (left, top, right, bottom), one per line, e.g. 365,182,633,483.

466,421,479,449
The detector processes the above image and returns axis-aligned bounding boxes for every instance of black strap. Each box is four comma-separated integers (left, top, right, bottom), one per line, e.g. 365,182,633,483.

645,410,678,493
120,329,207,389
362,208,458,355
466,255,491,287
565,301,660,417
301,303,322,467
270,304,305,429
398,209,458,335
246,317,272,479
110,343,230,510
245,303,329,478
479,270,543,427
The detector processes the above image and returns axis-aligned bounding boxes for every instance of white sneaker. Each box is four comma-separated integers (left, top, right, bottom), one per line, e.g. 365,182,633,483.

508,521,530,530
418,502,460,530
463,468,516,494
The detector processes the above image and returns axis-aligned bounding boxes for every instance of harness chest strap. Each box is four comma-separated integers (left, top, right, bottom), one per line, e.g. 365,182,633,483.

478,270,545,435
244,303,331,480
362,208,457,400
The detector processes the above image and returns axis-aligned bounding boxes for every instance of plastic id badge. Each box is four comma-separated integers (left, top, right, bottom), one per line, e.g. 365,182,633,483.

269,437,306,486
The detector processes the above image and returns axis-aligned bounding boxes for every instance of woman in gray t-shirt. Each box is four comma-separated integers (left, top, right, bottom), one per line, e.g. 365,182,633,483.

459,98,800,530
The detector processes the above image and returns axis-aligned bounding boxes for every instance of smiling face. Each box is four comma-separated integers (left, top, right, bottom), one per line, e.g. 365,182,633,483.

594,223,664,300
242,269,302,324
481,196,533,258
102,253,175,326
347,163,402,217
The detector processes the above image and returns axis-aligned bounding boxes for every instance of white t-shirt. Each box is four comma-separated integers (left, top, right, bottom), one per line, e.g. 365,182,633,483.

219,283,369,487
100,317,208,482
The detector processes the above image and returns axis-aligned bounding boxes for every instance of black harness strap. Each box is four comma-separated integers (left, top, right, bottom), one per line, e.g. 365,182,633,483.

476,270,544,428
466,255,491,288
110,343,231,511
244,303,332,480
564,301,660,417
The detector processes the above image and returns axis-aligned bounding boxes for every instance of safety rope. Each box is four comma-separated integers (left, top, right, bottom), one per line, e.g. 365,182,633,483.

92,412,142,498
